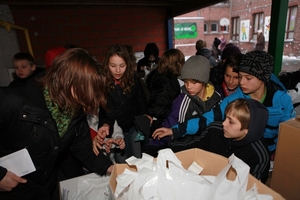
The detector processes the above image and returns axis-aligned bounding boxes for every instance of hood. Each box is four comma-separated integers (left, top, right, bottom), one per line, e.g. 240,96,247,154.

233,99,269,146
195,48,211,59
144,43,159,58
195,48,217,67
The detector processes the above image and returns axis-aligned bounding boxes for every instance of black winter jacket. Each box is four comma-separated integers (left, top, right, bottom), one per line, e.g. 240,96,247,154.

99,75,148,132
0,75,112,198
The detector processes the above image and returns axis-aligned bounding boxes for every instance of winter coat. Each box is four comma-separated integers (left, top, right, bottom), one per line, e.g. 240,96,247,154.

171,74,295,152
99,75,148,132
198,120,270,182
146,68,181,132
195,48,217,67
0,74,112,199
255,33,265,50
8,67,45,87
163,83,221,130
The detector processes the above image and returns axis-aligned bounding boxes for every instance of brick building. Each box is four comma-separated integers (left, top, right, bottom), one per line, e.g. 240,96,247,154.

175,0,300,57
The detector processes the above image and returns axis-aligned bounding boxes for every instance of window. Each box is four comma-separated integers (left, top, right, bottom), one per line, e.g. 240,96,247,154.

204,23,208,33
285,6,297,40
253,12,264,39
220,25,229,32
231,17,240,41
211,22,218,32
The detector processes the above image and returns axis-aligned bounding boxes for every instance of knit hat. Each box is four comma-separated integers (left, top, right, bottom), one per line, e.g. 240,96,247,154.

238,50,274,83
214,38,221,47
180,55,210,83
213,37,221,48
221,43,241,60
45,47,66,70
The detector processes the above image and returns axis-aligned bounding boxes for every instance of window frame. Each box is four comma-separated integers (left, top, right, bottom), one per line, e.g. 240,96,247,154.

204,23,208,33
285,6,297,40
252,12,264,40
231,17,240,41
210,22,218,33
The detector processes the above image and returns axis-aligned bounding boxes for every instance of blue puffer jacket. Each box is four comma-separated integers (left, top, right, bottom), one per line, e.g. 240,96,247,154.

172,74,295,152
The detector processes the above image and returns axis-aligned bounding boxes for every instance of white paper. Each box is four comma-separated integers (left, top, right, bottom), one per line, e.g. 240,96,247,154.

0,148,36,177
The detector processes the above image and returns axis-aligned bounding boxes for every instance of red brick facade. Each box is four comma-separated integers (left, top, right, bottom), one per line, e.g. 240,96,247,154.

10,5,169,65
9,1,300,66
175,0,300,57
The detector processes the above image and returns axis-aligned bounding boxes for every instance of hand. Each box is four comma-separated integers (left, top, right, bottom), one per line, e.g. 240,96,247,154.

0,171,27,191
104,138,114,154
114,138,125,150
92,135,103,156
152,127,173,140
106,164,114,174
97,124,110,143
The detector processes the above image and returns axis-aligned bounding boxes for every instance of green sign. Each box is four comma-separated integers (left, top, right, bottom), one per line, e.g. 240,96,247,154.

174,23,198,39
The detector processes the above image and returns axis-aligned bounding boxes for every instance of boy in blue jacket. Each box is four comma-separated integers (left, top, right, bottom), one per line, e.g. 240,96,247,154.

152,50,295,154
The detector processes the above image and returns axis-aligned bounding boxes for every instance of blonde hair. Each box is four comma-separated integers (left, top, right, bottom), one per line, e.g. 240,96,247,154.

225,98,250,130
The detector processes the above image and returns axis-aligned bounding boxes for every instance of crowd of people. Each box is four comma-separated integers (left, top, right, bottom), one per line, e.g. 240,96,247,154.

0,39,295,199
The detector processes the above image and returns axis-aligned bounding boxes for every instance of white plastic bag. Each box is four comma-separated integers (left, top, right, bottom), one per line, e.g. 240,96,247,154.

208,154,250,200
114,150,273,200
115,149,211,200
73,173,111,200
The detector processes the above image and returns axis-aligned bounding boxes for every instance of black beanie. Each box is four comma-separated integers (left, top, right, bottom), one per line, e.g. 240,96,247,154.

213,38,221,48
221,43,241,60
238,50,274,83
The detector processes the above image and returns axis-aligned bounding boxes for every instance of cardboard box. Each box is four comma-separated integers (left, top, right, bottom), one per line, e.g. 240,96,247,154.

110,148,284,199
271,118,300,200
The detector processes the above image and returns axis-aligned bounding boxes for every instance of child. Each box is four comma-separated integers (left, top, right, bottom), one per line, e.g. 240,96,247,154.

159,55,221,151
197,98,270,182
153,50,295,155
97,44,149,162
137,43,160,78
148,56,221,155
146,48,185,134
9,52,42,86
220,53,243,98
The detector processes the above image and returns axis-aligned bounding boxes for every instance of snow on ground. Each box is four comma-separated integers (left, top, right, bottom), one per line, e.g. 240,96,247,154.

281,55,300,73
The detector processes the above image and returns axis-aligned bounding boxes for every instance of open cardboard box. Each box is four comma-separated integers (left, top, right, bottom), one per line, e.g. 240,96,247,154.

109,148,284,200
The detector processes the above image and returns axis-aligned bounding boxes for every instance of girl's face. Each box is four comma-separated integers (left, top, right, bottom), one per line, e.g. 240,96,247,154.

184,80,205,97
224,66,239,90
222,113,248,141
238,72,264,94
108,55,127,80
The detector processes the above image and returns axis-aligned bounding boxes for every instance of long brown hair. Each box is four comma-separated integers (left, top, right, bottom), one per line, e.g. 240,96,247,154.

41,48,106,115
102,44,135,93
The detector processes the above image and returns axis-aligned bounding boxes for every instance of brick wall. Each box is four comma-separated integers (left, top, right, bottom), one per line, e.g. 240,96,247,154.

174,4,230,58
10,5,169,66
231,0,300,56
